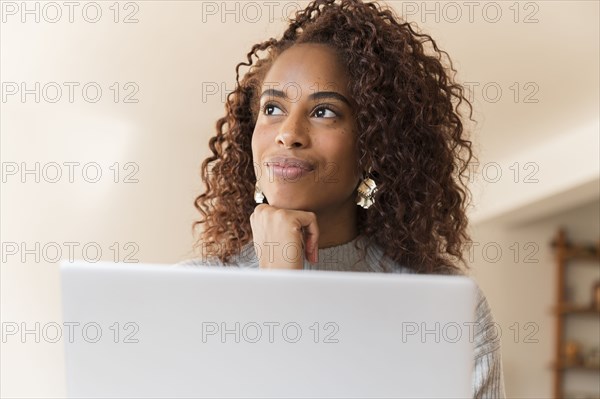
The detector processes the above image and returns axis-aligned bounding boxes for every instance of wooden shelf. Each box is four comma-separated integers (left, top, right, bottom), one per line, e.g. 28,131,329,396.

552,242,600,261
564,250,600,262
553,303,600,315
551,228,600,399
564,394,600,399
552,362,600,371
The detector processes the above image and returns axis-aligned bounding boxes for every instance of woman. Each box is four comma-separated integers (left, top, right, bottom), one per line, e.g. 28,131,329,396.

180,0,506,397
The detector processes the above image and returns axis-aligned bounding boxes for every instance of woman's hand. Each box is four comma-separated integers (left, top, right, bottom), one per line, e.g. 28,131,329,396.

250,204,319,269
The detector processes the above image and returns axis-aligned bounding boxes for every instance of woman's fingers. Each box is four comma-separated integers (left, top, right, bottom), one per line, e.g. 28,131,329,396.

300,218,319,264
288,209,319,265
250,204,319,269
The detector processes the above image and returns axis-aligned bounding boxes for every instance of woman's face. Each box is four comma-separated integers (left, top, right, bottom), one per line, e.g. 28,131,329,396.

251,43,361,213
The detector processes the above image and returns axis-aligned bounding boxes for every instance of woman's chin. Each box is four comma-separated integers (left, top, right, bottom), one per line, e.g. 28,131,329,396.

263,194,314,211
265,200,309,210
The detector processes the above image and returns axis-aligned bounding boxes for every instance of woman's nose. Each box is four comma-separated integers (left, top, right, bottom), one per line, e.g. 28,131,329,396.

276,112,309,149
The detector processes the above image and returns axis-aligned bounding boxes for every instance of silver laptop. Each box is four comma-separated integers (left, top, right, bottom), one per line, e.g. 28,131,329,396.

60,260,477,398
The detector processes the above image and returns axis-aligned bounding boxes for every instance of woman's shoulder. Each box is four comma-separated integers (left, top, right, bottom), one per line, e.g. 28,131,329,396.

422,267,500,357
440,269,505,397
444,270,502,368
470,280,502,358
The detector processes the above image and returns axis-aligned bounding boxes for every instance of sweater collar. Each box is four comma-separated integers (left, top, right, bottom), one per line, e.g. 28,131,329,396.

239,234,404,273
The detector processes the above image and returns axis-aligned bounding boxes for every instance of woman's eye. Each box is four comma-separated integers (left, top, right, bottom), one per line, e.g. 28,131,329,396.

262,103,284,116
313,106,337,118
261,103,337,118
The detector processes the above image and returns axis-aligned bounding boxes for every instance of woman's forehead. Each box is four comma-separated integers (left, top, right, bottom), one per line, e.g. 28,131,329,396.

261,43,350,97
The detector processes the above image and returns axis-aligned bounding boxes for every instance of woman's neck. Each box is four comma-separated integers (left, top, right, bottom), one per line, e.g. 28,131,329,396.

314,198,359,249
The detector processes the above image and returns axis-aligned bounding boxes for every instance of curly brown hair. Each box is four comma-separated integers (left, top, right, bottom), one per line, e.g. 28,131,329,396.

192,0,477,274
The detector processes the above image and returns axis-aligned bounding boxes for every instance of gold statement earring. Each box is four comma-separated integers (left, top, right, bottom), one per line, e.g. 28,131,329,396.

254,183,265,204
356,168,377,209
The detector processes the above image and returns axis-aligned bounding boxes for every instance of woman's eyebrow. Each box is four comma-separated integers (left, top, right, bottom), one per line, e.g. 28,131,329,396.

259,88,351,106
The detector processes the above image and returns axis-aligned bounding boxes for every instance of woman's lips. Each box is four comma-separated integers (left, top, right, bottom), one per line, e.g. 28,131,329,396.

264,157,316,180
268,164,314,180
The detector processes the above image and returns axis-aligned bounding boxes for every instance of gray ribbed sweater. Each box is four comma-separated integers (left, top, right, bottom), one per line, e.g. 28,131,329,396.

177,235,506,399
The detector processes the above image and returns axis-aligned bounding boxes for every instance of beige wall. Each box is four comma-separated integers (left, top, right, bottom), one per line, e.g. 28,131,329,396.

1,1,598,397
